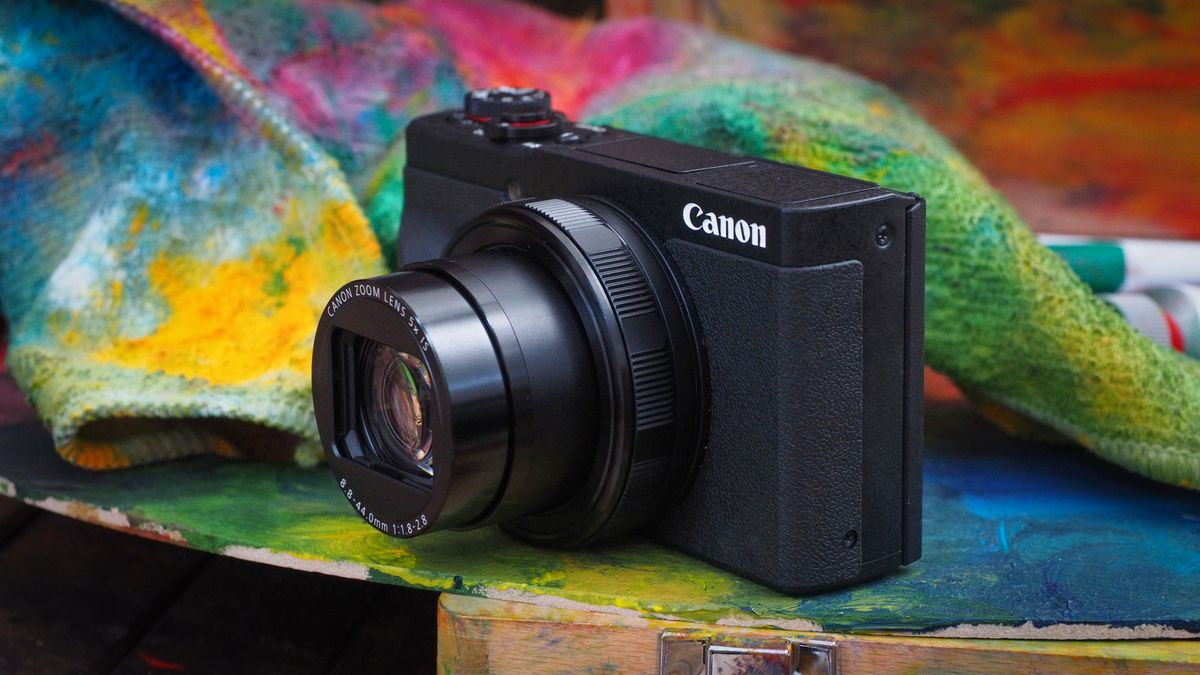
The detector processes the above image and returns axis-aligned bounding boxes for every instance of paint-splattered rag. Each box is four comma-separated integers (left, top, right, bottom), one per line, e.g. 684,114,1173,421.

2,0,1198,488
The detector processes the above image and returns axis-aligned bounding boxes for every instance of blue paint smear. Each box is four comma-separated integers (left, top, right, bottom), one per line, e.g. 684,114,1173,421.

892,406,1200,627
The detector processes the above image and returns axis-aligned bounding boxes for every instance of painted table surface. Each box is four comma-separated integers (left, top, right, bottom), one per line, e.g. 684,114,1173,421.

2,401,1198,639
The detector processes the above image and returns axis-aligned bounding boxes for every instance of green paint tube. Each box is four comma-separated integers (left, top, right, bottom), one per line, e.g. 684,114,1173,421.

1041,235,1200,293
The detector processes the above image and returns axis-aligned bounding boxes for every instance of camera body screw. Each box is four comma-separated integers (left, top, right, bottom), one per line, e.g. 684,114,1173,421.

875,224,892,248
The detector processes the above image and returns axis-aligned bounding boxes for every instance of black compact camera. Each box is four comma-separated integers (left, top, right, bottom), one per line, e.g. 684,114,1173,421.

312,88,924,593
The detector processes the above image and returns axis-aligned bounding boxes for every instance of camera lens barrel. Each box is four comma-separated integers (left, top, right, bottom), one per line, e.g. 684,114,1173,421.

313,197,704,545
414,250,601,527
313,268,505,533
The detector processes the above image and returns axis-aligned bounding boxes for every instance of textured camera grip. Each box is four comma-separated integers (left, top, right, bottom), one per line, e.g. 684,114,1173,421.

659,240,864,593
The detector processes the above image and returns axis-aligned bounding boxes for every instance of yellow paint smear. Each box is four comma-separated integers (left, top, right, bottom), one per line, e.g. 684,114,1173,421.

92,200,380,386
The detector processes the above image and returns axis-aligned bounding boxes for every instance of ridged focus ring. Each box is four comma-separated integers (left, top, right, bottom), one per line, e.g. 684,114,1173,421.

450,196,703,544
522,198,676,437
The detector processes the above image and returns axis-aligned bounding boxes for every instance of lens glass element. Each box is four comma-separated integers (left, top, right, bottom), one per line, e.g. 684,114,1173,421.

361,340,434,476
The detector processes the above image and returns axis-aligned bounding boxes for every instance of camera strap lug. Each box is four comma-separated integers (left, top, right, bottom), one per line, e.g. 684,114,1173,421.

659,630,837,674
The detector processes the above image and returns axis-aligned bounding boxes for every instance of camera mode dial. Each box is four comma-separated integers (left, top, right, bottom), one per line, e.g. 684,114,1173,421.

465,87,551,120
465,87,564,141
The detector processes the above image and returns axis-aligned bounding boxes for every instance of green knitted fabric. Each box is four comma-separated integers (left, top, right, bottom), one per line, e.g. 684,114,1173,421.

586,67,1199,488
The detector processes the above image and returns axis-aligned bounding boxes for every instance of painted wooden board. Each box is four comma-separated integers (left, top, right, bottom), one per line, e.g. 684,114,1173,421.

2,402,1198,639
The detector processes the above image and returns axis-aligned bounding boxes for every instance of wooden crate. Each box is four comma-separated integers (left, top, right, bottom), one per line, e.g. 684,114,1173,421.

437,594,1200,674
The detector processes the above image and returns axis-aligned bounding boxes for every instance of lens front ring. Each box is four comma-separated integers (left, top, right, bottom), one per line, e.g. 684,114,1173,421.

312,272,511,535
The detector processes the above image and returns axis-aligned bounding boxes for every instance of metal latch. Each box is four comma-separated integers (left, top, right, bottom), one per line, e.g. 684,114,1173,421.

659,630,836,674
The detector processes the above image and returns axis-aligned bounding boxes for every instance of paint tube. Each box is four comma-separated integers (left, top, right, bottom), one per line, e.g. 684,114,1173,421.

1101,283,1200,358
1041,235,1200,293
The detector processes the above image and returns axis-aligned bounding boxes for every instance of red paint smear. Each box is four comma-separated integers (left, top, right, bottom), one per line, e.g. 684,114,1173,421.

1152,202,1200,239
924,366,964,404
2,134,56,177
1163,310,1186,353
412,0,679,117
136,651,186,672
986,68,1200,115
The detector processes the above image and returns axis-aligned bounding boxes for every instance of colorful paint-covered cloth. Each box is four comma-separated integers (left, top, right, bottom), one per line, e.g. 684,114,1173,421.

1,0,1198,488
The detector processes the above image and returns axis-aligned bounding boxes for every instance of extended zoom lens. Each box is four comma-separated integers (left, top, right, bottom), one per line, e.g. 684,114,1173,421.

312,197,704,545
